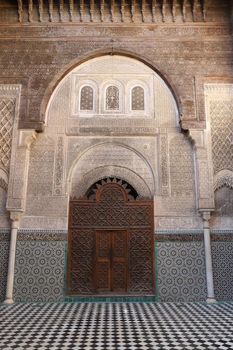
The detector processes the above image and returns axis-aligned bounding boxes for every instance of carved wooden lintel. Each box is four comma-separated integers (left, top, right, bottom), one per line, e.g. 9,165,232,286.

100,0,105,22
28,0,33,22
38,0,43,22
17,0,23,23
69,0,74,22
49,0,53,22
15,0,207,23
162,0,166,22
182,0,187,22
141,0,146,22
131,0,135,22
80,0,84,22
152,0,156,22
172,0,176,22
120,0,125,22
90,0,94,22
59,0,64,22
110,0,114,22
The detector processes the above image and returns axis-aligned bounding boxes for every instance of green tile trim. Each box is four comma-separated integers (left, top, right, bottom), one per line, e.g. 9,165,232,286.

155,240,159,302
63,295,156,303
63,242,68,296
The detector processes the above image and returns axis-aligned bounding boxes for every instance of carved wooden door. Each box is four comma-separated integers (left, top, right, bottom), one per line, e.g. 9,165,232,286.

96,230,127,293
67,179,155,296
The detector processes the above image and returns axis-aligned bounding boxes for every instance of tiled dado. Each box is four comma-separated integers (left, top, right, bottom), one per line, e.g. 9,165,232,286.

0,239,9,302
14,241,66,302
212,242,233,301
2,230,233,303
156,241,207,302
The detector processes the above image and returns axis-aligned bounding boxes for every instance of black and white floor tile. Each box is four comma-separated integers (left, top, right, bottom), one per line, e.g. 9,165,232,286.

0,302,233,349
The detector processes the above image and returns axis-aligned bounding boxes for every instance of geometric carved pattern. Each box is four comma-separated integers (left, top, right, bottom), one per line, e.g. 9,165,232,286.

129,229,154,293
53,136,65,196
68,182,154,295
0,98,15,172
157,242,207,302
169,135,194,196
210,100,233,175
212,242,233,301
106,86,119,110
132,86,144,110
14,241,65,302
160,134,169,196
68,229,95,294
80,86,94,111
0,241,9,302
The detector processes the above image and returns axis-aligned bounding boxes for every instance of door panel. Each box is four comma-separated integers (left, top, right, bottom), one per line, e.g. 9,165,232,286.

96,230,128,293
112,230,127,292
96,261,111,291
96,231,111,291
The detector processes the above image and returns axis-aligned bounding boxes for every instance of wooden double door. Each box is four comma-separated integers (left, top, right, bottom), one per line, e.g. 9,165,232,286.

96,230,127,293
67,181,154,296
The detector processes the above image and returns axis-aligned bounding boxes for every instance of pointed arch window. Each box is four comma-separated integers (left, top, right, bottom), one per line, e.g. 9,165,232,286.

131,86,144,110
80,85,94,111
106,86,119,110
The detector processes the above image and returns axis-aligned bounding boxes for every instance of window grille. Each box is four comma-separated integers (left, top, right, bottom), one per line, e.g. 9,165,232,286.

80,86,94,110
132,86,144,110
106,86,119,110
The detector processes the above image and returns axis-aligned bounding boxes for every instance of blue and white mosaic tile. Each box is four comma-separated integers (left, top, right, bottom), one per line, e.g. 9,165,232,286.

157,242,207,302
14,241,65,302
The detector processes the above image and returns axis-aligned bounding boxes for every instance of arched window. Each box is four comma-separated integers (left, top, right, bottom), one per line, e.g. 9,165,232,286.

80,86,94,111
106,86,119,110
131,86,144,110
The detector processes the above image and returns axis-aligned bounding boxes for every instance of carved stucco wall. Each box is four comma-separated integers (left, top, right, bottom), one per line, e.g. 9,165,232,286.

0,86,21,228
205,84,233,229
21,55,199,231
0,85,21,301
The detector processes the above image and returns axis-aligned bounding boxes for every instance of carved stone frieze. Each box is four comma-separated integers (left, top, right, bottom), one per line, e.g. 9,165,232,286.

53,136,66,196
159,134,169,196
17,230,67,241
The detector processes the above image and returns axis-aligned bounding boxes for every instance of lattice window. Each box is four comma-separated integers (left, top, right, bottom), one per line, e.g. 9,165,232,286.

131,86,144,110
106,86,119,111
80,86,94,111
0,98,15,172
210,100,233,174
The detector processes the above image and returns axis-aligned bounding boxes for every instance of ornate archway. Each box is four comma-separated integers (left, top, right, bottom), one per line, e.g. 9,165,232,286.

67,178,155,295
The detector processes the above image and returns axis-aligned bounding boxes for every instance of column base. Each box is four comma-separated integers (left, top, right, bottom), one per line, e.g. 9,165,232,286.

3,298,14,305
206,297,217,304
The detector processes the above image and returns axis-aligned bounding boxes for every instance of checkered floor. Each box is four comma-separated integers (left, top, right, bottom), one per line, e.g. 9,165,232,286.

0,302,233,350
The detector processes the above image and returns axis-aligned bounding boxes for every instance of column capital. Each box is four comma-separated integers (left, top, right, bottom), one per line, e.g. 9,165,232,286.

200,210,213,223
10,211,22,228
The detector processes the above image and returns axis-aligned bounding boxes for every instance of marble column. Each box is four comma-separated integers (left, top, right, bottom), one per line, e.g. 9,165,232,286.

4,212,21,305
201,211,216,303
